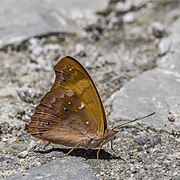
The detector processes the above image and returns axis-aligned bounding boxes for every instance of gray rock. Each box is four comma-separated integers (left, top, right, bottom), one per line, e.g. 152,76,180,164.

28,38,43,56
115,1,132,13
72,43,84,55
0,0,104,48
132,0,146,9
0,156,19,165
152,22,167,38
8,157,97,180
158,37,171,55
95,0,109,15
18,150,28,158
122,12,135,23
115,0,145,13
0,85,19,100
110,67,180,134
43,44,62,54
170,17,180,50
0,122,12,135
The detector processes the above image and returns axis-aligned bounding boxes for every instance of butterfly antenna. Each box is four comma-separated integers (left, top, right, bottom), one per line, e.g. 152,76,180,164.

112,112,155,130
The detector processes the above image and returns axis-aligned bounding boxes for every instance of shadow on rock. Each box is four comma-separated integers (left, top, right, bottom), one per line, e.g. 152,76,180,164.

34,147,123,160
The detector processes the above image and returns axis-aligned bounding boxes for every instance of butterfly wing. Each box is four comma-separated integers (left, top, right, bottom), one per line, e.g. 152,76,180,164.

52,56,107,135
27,88,98,146
27,56,107,146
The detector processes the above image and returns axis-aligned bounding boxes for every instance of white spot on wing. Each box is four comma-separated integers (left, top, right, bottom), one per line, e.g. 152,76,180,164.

78,102,84,110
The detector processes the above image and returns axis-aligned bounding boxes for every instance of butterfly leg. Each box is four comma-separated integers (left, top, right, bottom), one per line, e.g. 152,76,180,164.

42,141,50,150
63,141,82,157
110,139,117,154
97,140,106,160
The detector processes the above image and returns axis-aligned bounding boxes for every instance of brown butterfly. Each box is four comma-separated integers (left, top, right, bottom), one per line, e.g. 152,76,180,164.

27,56,155,159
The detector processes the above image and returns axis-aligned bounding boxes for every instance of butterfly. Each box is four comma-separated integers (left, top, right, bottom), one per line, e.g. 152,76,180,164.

26,56,155,159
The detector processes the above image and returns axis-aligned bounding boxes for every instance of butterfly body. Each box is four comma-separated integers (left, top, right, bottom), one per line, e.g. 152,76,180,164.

27,56,117,157
81,129,117,149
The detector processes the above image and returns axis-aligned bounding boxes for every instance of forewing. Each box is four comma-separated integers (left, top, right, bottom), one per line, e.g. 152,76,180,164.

52,56,106,135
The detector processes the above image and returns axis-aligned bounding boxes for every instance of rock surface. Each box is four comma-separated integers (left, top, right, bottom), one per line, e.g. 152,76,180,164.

0,0,180,180
0,0,106,48
110,13,180,134
9,157,96,180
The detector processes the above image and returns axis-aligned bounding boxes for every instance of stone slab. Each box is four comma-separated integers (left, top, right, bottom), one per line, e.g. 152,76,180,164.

8,157,97,180
110,68,180,133
0,0,106,48
110,17,180,134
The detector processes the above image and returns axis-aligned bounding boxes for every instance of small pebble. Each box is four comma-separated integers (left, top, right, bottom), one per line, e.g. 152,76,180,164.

27,140,38,151
36,162,42,166
123,12,135,23
168,112,177,122
18,150,28,158
158,37,171,55
75,43,85,54
0,86,19,100
2,137,8,142
28,38,43,56
132,0,146,9
152,22,166,38
43,44,61,54
115,1,132,13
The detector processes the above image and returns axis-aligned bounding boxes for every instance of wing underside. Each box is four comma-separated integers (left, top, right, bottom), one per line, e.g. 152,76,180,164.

27,56,107,145
53,56,107,135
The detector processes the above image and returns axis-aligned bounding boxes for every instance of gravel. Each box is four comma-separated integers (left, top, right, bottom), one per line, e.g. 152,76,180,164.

0,0,180,179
